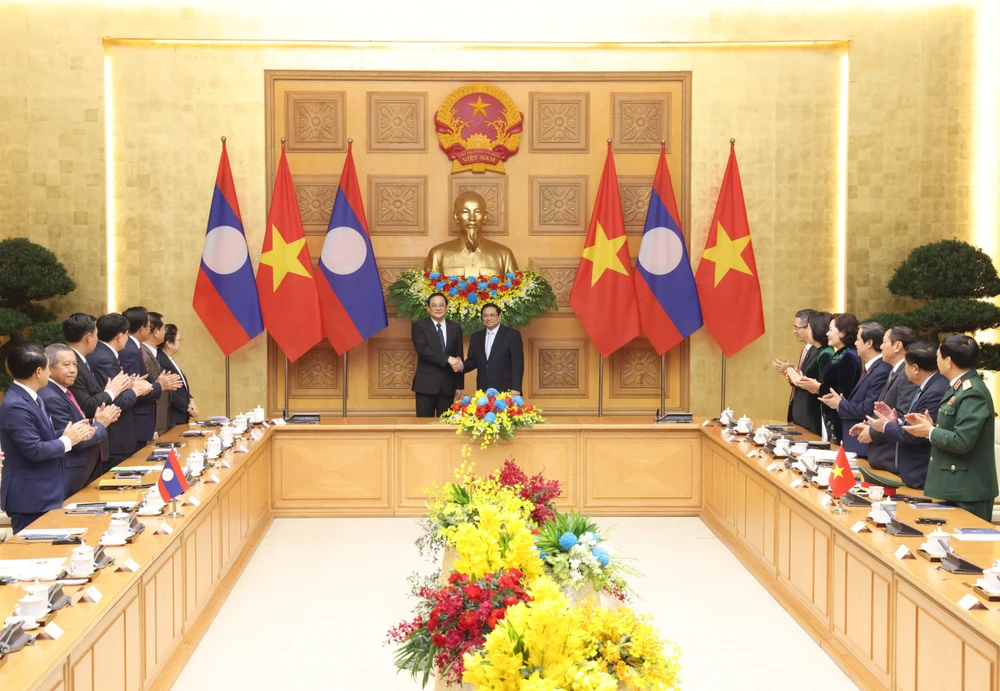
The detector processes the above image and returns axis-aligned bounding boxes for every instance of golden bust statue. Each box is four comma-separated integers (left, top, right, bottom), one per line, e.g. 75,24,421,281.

424,191,518,277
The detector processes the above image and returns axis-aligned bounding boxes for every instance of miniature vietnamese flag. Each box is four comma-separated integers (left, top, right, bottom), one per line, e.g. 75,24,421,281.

829,445,855,499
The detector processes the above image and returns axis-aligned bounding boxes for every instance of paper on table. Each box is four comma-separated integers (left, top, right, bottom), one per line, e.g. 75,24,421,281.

64,501,136,511
19,528,87,538
0,558,67,581
951,533,1000,542
799,450,858,463
116,465,163,473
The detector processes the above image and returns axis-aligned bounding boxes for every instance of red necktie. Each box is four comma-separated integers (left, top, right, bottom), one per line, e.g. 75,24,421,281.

789,346,809,404
66,389,102,461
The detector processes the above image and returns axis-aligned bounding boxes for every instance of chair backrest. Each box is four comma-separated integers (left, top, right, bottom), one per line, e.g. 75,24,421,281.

993,420,1000,523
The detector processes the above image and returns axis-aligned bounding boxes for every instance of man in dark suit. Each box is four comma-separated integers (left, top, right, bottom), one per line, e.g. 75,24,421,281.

865,342,948,489
411,293,464,417
87,313,153,469
820,322,891,456
903,334,998,521
771,308,815,423
120,306,181,450
64,313,131,466
142,311,171,436
157,323,198,429
849,326,918,472
0,344,93,533
462,303,524,395
39,344,120,497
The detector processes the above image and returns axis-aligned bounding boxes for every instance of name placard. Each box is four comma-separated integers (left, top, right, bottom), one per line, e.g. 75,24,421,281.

156,522,174,536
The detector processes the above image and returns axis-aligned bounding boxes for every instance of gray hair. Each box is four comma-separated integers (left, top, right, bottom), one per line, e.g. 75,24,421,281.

44,343,74,367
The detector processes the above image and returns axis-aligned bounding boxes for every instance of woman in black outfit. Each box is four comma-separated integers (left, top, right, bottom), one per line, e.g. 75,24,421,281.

796,313,862,444
156,324,198,430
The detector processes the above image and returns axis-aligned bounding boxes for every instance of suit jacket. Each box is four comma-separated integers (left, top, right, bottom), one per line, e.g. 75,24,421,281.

157,350,192,430
142,344,169,436
38,382,106,498
836,357,892,456
924,370,998,503
882,372,948,489
787,345,815,423
463,326,524,393
791,345,833,436
120,337,162,444
67,349,112,462
866,364,920,472
87,342,139,463
0,384,66,515
411,318,464,396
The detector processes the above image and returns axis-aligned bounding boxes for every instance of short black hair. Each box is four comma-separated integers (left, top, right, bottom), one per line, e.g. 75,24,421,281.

426,292,447,306
808,311,832,347
794,309,815,323
159,324,179,350
9,344,48,379
96,313,130,342
858,322,885,349
887,326,916,350
905,342,938,372
63,313,97,343
939,334,979,369
831,313,859,348
122,306,149,334
481,302,501,316
148,311,164,331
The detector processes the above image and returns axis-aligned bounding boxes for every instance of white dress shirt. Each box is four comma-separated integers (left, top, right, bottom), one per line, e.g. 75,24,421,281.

484,326,499,359
431,318,447,348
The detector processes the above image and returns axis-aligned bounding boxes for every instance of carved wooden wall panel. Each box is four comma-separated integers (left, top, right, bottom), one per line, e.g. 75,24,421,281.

293,174,339,236
528,92,590,152
449,175,508,236
530,176,588,235
618,175,653,235
609,338,661,398
366,91,427,152
289,341,342,398
528,257,578,316
368,175,427,235
377,256,424,316
368,338,418,398
611,93,671,153
528,338,588,398
285,91,346,153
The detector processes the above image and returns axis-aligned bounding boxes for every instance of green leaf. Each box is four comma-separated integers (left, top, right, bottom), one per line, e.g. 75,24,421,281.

888,239,1000,300
0,237,76,308
0,307,32,335
28,322,66,348
908,299,1000,335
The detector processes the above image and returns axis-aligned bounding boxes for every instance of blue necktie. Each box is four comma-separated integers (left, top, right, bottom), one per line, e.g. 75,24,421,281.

907,388,922,413
36,395,50,427
437,323,446,353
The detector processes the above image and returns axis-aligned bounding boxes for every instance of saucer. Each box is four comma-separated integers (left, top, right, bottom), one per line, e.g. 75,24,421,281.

6,615,39,630
976,579,1000,596
68,566,95,578
100,534,128,546
137,507,163,517
920,544,945,557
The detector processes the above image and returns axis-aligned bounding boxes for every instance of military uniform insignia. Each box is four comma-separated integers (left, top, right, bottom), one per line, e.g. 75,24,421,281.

963,380,972,390
435,84,523,174
947,396,956,405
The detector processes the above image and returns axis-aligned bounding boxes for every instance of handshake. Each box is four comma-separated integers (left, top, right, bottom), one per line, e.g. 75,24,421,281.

447,356,464,373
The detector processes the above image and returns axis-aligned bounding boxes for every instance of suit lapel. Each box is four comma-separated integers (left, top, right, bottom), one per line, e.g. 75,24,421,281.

878,367,899,401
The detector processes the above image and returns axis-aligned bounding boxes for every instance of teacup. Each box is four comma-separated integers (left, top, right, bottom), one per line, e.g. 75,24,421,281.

868,486,885,502
773,437,791,457
16,593,47,619
71,544,95,575
735,416,753,434
753,431,769,445
720,408,735,426
816,468,832,486
252,406,265,424
220,425,235,447
233,415,248,434
205,435,222,459
108,512,131,537
186,453,205,476
983,567,1000,592
792,442,809,454
926,528,950,554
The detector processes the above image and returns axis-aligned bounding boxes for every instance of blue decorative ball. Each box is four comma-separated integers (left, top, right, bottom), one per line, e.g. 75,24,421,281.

592,547,610,568
486,388,499,397
539,551,549,560
468,294,478,304
435,281,446,289
467,275,477,281
484,411,497,424
489,277,499,285
490,289,497,297
458,281,467,290
477,281,488,290
461,396,470,405
504,281,513,289
449,288,459,296
448,275,459,281
495,400,508,411
558,532,578,550
477,397,489,406
506,272,516,279
512,395,524,407
429,272,440,280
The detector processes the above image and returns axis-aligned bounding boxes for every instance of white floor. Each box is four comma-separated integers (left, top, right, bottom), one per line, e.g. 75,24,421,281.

172,517,858,691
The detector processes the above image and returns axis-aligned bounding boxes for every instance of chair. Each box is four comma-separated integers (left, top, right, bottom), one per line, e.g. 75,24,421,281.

993,419,1000,523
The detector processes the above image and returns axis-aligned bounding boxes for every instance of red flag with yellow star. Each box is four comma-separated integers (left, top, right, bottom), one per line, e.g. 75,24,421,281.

829,445,855,499
695,141,765,356
569,142,640,357
256,145,323,362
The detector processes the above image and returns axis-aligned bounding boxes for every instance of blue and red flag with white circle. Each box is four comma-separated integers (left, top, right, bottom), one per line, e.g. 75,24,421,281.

634,146,703,354
193,140,264,356
314,143,388,354
157,449,190,502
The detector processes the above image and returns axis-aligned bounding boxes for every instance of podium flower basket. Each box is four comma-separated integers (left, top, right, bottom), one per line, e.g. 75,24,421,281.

439,389,546,453
387,269,557,335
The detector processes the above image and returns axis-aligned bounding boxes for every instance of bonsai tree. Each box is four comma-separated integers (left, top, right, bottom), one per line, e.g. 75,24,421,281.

0,238,76,390
869,239,1000,370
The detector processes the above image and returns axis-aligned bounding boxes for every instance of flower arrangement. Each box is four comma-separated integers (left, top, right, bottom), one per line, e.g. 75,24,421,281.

387,568,533,687
580,600,683,691
534,509,639,601
442,388,547,452
491,459,561,526
387,269,557,335
451,500,544,582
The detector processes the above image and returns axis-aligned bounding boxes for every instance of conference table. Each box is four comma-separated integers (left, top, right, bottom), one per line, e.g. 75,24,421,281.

0,416,997,691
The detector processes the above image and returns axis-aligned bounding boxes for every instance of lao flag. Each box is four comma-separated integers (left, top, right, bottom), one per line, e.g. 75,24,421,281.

634,146,703,355
193,140,264,356
157,449,190,502
314,143,388,354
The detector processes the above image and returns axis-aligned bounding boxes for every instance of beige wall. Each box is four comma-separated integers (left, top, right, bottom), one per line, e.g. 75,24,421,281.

0,1,989,419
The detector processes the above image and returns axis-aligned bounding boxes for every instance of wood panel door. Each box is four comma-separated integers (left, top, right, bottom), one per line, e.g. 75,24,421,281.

70,584,142,691
777,495,831,627
142,540,185,686
736,466,777,572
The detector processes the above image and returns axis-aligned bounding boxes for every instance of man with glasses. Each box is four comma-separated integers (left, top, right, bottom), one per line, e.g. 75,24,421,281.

771,309,816,423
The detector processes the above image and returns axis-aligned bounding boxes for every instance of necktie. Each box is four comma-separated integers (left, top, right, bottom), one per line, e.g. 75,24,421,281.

486,330,495,359
65,389,85,419
789,346,809,404
437,323,446,353
907,388,922,414
36,395,49,424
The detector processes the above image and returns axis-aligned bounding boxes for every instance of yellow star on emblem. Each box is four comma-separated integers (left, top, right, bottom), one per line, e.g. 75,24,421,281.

701,221,753,287
468,96,490,118
581,221,630,286
259,226,312,291
832,465,844,479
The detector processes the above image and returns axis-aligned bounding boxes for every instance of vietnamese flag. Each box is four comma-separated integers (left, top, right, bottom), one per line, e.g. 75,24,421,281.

829,445,855,499
256,143,323,362
694,141,765,356
569,142,641,357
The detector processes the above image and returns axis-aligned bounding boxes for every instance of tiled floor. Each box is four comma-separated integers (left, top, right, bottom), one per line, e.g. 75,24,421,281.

172,517,858,690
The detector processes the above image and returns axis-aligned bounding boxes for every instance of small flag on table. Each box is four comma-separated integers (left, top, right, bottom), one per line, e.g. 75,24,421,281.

829,445,855,499
158,449,190,502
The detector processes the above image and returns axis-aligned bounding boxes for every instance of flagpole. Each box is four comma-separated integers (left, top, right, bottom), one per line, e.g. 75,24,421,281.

720,353,727,411
225,355,231,419
283,355,290,418
598,355,604,417
342,352,348,418
660,353,666,414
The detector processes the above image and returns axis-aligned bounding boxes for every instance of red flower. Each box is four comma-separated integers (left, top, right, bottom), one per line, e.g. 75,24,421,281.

463,584,485,601
479,291,489,300
476,406,486,418
423,271,431,278
503,595,518,607
428,609,441,631
432,633,447,647
458,611,476,631
499,285,509,293
515,271,524,279
452,402,461,412
448,573,469,585
512,278,522,287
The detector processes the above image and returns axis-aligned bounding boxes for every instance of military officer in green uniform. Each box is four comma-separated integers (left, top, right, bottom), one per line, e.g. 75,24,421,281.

903,334,997,521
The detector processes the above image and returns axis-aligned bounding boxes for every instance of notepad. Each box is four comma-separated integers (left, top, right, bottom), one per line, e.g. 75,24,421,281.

952,528,1000,541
